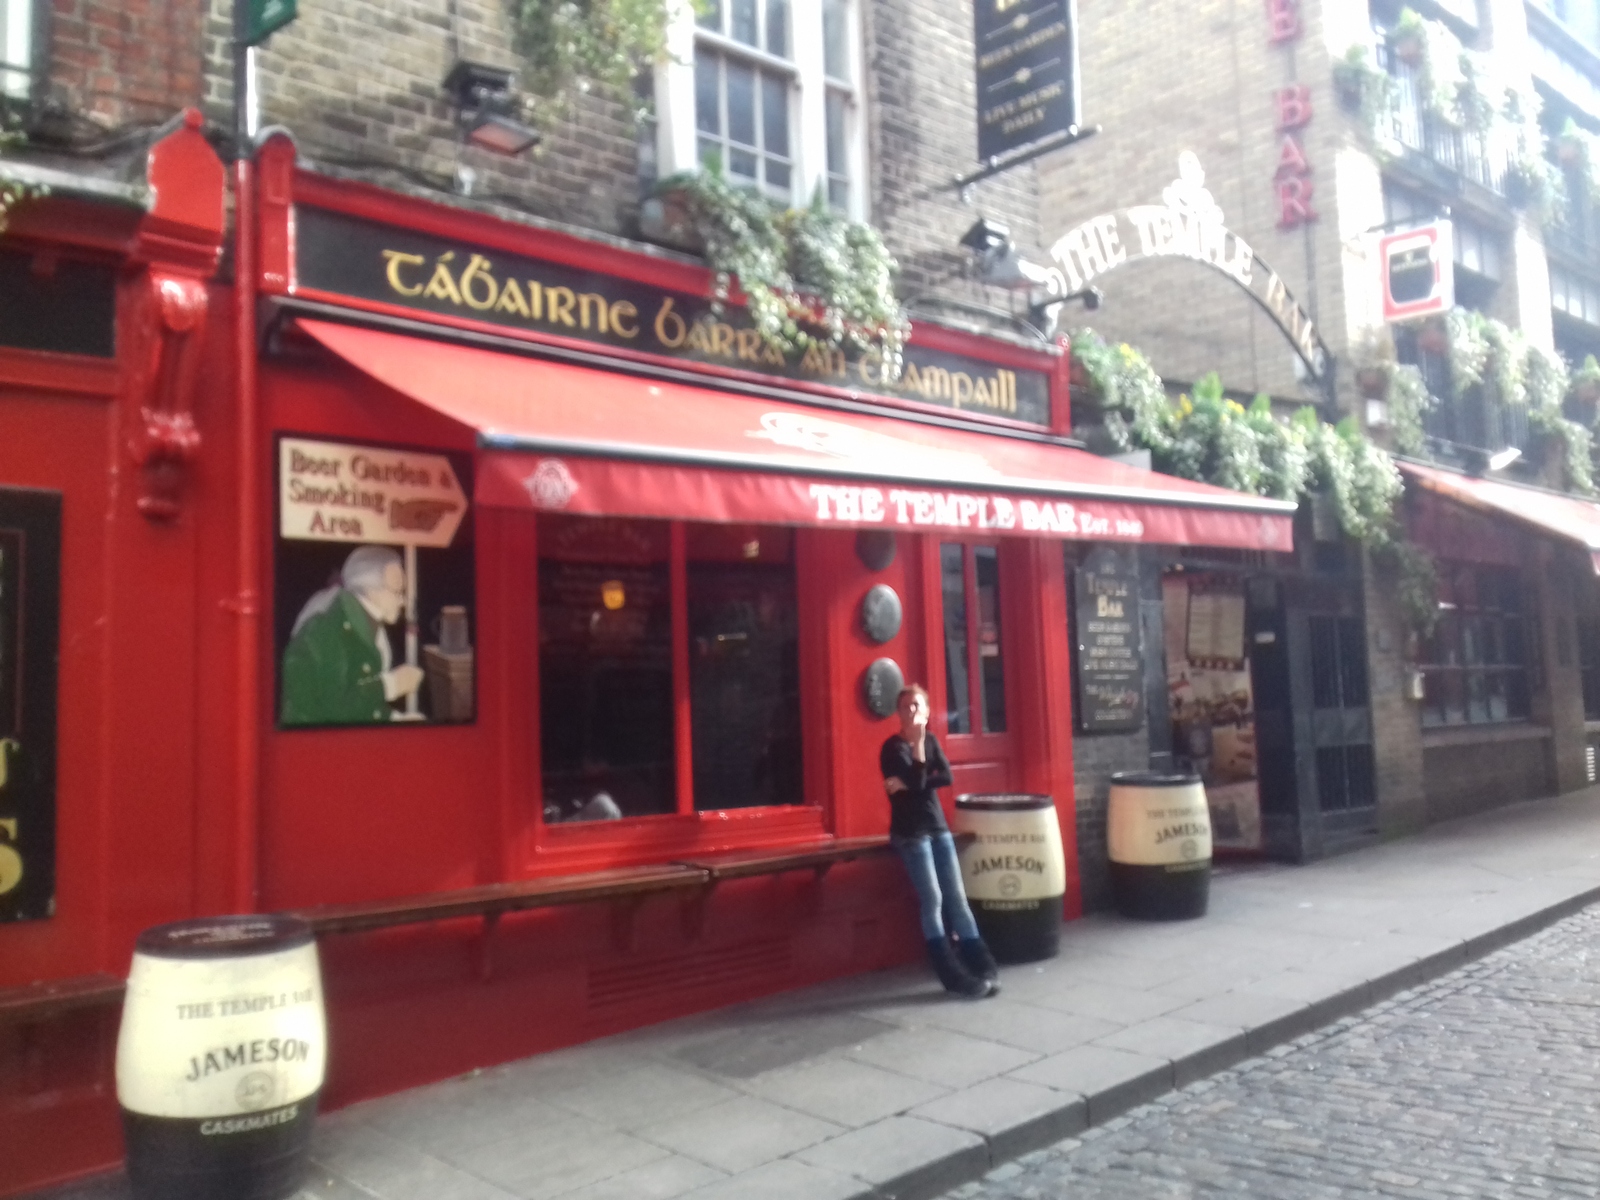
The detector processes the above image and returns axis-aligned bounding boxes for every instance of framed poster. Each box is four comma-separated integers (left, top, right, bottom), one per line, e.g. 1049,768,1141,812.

275,437,476,728
0,488,61,922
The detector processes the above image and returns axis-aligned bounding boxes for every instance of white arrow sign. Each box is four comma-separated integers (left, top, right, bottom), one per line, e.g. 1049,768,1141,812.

279,438,467,549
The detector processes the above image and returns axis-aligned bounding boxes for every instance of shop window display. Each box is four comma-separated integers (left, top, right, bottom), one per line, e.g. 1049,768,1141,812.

1420,562,1530,726
537,515,802,822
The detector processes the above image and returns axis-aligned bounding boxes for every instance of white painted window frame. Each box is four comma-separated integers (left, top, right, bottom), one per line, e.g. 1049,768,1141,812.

656,0,867,220
1,0,33,101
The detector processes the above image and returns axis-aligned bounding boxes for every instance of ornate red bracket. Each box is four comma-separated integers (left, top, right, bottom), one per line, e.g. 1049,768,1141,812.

131,275,207,521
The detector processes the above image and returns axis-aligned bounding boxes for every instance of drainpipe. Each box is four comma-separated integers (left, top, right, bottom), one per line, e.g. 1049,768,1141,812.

232,10,261,912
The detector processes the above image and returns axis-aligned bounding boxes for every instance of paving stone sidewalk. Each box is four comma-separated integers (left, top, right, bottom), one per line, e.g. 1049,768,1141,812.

943,901,1600,1198
35,786,1600,1200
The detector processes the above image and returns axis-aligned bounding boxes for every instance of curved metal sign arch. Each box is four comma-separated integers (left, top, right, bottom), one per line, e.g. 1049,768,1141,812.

1042,153,1332,390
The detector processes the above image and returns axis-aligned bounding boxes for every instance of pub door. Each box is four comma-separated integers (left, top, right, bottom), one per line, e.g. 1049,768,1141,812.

1286,600,1379,857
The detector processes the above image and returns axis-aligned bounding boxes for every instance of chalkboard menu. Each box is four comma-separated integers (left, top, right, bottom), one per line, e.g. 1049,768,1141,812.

974,0,1080,162
1075,546,1142,732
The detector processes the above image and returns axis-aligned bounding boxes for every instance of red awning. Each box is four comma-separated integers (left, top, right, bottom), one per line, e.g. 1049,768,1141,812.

1400,460,1600,574
298,319,1296,552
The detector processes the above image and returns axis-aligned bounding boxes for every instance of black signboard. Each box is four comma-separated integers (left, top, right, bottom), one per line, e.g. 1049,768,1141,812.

975,0,1080,162
294,206,1052,426
0,489,61,922
1075,545,1142,732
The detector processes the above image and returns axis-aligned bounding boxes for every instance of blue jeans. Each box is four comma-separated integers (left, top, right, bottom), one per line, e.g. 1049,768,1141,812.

892,831,982,942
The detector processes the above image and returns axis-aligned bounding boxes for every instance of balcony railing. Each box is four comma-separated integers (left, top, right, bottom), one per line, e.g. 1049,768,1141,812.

1377,45,1508,195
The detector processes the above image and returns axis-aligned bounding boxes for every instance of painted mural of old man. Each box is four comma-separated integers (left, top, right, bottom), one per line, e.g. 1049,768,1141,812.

280,545,424,725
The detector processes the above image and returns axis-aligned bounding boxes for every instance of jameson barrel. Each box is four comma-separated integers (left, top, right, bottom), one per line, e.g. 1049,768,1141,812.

953,793,1066,963
116,915,327,1200
1107,772,1213,920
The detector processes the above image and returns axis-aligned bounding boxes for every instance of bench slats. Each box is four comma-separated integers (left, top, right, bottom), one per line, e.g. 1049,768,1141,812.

293,863,710,936
675,835,891,881
0,972,125,1025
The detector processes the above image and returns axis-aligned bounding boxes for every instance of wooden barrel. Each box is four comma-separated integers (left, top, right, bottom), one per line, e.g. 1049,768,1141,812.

116,915,326,1200
953,793,1065,962
1107,772,1212,920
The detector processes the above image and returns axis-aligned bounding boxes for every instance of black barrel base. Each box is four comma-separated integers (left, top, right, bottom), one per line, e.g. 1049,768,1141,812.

1110,861,1210,921
971,896,1064,963
123,1098,317,1200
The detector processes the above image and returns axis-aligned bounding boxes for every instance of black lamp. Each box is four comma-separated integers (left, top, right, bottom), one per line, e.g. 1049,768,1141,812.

443,61,540,156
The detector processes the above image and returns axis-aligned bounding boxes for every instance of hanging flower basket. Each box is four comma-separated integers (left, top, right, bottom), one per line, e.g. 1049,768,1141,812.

1416,318,1449,355
637,186,702,252
1355,364,1392,399
1392,32,1424,65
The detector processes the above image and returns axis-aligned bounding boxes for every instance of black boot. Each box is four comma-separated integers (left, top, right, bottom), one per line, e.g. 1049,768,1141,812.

956,936,1001,991
926,937,995,999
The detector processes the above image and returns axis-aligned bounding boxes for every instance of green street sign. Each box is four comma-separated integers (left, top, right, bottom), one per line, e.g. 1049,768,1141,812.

245,0,297,46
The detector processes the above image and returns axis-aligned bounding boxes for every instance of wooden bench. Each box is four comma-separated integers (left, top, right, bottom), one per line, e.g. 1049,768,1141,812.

0,972,126,1027
0,838,903,1007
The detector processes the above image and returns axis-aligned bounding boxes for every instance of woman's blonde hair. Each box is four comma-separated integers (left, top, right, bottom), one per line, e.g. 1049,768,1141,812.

897,683,930,706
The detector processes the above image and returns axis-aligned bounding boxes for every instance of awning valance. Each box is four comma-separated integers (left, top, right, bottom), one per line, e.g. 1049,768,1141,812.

298,319,1297,552
1399,461,1600,574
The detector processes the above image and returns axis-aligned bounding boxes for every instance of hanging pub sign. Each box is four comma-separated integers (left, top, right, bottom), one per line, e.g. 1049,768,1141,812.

974,0,1081,162
1074,546,1143,732
0,489,61,923
291,206,1054,427
275,437,477,728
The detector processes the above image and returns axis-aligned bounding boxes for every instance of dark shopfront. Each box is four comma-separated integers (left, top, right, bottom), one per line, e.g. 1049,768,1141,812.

0,131,1295,1192
1067,509,1380,900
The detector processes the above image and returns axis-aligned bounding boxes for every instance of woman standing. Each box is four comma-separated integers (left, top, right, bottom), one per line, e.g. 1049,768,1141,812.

881,684,999,999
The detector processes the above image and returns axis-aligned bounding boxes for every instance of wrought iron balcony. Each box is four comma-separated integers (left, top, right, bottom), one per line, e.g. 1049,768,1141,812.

1376,45,1508,195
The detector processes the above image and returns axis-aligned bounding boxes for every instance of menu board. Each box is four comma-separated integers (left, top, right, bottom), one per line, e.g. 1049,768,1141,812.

1186,586,1246,664
1075,546,1142,732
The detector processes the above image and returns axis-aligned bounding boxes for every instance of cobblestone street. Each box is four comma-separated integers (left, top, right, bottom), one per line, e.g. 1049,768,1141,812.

945,904,1600,1200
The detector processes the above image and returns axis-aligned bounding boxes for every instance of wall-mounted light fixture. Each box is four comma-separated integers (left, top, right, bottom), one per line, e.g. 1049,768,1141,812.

443,61,540,156
959,218,1098,337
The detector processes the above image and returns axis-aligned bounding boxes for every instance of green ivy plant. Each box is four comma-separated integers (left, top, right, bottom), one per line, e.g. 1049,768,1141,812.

0,120,44,237
656,167,909,366
509,0,678,123
1069,332,1399,540
1386,363,1433,456
1334,44,1398,148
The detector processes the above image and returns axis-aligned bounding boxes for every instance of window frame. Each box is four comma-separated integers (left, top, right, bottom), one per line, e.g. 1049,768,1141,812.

1418,561,1532,728
530,514,819,847
656,0,867,219
0,0,38,104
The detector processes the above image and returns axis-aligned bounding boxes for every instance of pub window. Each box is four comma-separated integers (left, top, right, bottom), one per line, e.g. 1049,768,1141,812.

658,0,866,216
1419,562,1531,727
537,515,802,823
940,542,1006,736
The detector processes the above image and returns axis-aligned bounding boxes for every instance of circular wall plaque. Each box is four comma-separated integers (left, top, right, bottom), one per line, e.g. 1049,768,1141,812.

860,584,903,644
862,657,905,718
855,530,897,572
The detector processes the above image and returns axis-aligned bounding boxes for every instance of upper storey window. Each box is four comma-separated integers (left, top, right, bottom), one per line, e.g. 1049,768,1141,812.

1,0,31,102
659,0,865,217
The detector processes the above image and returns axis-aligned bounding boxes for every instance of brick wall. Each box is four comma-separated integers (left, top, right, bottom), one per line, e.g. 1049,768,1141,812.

195,0,1044,309
44,0,207,129
203,0,646,236
1036,0,1356,410
863,0,1043,312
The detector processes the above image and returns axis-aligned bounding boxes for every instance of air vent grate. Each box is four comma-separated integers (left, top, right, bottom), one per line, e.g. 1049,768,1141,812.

587,937,791,1017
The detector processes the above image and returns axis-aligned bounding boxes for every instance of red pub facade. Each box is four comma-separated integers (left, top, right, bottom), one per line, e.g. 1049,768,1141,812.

0,124,1294,1194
